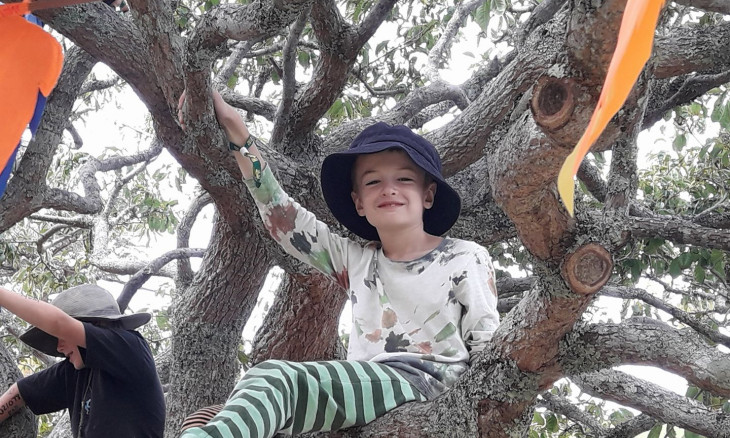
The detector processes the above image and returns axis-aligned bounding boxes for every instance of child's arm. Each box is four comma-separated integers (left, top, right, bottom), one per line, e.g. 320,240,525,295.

178,90,267,181
211,91,269,181
196,91,359,287
0,287,85,349
0,383,25,423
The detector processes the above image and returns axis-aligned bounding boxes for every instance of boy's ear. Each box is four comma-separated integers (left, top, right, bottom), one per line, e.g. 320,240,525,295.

424,182,437,209
351,191,366,217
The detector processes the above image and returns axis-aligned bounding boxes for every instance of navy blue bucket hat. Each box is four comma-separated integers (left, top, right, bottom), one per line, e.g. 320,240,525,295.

321,122,461,241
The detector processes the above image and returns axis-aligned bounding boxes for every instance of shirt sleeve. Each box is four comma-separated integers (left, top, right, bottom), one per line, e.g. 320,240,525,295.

453,247,500,362
16,362,71,414
245,166,363,291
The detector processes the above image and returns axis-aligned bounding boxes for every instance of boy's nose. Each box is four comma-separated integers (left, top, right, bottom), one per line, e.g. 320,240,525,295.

381,182,397,195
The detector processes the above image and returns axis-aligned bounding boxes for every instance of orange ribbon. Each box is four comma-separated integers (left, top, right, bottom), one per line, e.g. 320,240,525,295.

557,0,665,216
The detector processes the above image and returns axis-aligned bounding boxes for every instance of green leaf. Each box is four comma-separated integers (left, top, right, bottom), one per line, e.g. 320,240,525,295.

678,251,693,268
546,413,558,433
686,385,701,398
694,264,706,283
667,425,677,438
684,432,706,438
327,99,344,119
155,314,169,331
647,424,662,438
297,51,310,69
226,72,238,89
473,1,492,33
668,259,681,277
721,102,730,130
533,412,545,426
672,133,686,152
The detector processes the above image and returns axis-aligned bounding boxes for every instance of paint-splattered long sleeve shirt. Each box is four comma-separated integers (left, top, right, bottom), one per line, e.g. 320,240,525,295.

246,167,500,395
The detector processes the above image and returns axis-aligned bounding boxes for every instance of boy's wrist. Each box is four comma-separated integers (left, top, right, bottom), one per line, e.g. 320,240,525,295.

229,135,262,188
228,134,253,152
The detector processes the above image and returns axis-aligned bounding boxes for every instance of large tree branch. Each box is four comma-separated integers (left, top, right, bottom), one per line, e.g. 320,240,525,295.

219,89,277,121
572,370,730,437
190,0,313,54
643,70,730,127
540,393,659,438
539,392,606,436
425,0,482,83
654,21,730,79
433,7,565,176
176,192,213,287
182,0,315,162
565,0,638,85
277,0,396,146
271,9,310,144
561,318,730,398
118,247,205,312
516,0,568,46
38,4,172,119
674,0,730,14
277,0,359,148
125,0,183,112
600,286,730,347
627,215,730,251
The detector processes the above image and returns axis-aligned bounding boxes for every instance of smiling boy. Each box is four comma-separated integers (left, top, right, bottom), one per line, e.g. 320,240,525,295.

0,284,165,437
179,92,499,437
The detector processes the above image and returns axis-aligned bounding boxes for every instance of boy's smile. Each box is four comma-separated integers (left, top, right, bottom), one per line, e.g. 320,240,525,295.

351,149,436,236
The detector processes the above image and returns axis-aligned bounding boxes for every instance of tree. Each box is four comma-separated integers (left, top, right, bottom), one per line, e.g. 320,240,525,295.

1,0,729,436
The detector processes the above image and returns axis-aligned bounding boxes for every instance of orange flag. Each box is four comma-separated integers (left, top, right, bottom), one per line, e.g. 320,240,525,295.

557,0,665,216
0,0,101,196
0,1,63,188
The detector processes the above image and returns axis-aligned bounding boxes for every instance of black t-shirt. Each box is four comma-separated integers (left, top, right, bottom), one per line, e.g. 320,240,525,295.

17,323,165,437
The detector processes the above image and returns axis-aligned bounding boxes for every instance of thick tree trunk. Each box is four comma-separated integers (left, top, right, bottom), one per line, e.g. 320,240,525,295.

0,345,36,438
250,270,347,364
165,215,274,437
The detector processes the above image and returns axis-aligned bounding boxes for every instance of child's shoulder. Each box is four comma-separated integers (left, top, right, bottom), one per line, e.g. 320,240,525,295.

443,237,490,254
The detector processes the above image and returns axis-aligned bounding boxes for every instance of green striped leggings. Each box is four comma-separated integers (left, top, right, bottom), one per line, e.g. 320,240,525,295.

179,359,426,438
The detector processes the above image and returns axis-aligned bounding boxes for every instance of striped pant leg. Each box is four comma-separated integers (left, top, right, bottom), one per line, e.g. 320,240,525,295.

179,359,426,438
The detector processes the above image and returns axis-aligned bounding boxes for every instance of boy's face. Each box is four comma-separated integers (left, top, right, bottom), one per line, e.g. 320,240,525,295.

351,149,436,235
57,338,85,370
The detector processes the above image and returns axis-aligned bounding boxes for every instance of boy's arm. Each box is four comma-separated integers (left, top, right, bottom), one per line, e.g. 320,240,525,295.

211,91,268,180
0,287,85,349
178,90,267,181
0,383,25,423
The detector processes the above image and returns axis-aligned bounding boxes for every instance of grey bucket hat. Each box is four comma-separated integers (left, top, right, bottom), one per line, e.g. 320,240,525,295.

19,284,151,357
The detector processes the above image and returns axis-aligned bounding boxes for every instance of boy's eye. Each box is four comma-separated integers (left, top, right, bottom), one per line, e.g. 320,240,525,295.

398,177,414,182
364,179,379,186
